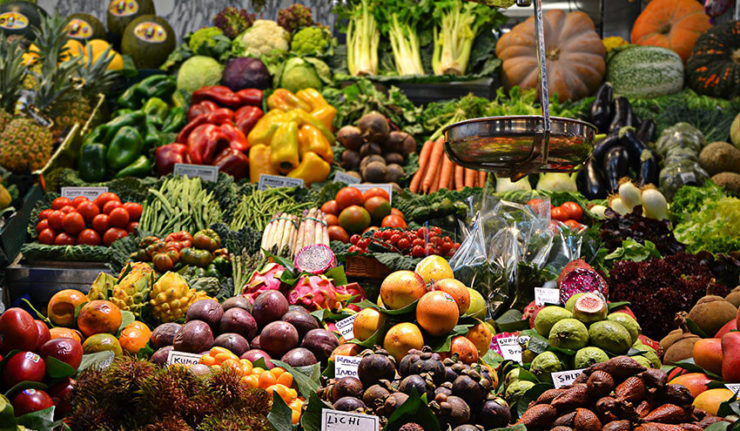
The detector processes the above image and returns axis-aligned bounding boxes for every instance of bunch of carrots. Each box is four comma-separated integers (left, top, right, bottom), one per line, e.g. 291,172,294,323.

410,136,487,194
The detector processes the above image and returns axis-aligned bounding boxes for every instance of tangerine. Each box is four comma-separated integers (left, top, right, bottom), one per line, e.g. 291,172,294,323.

450,336,478,364
77,300,122,337
47,289,88,327
380,270,427,310
693,338,723,375
693,388,734,415
353,308,385,341
383,322,424,362
465,322,494,355
119,322,151,354
432,279,470,314
49,327,84,344
416,291,459,336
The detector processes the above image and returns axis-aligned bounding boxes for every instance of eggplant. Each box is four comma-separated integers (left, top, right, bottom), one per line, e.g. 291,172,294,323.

635,119,656,143
590,132,621,166
603,146,630,193
580,157,608,199
608,97,633,133
619,128,650,172
638,153,659,187
590,83,613,132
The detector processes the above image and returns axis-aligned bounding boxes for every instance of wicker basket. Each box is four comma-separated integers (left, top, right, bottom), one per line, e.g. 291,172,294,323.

345,256,392,279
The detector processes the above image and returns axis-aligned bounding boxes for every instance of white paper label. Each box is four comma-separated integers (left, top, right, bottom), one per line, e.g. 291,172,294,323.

334,171,361,184
726,384,740,394
173,163,219,182
321,409,379,431
335,355,362,378
679,172,697,184
258,174,304,191
61,187,108,200
552,368,586,388
166,351,202,366
534,288,561,307
349,184,393,205
336,314,357,340
497,336,529,364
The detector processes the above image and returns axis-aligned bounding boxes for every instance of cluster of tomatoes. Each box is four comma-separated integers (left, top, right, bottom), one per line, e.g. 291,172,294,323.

321,186,407,243
348,225,460,258
526,198,586,230
35,192,142,247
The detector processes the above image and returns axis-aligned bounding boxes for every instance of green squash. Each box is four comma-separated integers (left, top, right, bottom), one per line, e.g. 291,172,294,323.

121,14,174,69
0,0,45,40
65,13,106,42
686,21,740,100
606,46,685,98
106,0,154,38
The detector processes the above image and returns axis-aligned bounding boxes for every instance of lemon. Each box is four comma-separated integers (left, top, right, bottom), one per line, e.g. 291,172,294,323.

61,39,84,61
107,52,124,70
415,255,454,284
466,287,487,320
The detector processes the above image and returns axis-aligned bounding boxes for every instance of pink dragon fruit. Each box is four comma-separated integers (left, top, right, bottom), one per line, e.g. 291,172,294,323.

334,282,367,312
288,275,339,311
242,263,287,304
557,259,608,305
294,244,336,275
521,300,544,329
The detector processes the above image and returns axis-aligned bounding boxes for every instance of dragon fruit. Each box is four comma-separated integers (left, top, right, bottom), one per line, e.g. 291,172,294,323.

334,282,367,312
521,300,544,328
288,275,339,311
294,244,336,275
557,259,608,305
242,263,287,304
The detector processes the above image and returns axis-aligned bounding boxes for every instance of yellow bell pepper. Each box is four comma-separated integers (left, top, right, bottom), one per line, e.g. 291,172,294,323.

310,105,337,131
267,89,312,112
247,109,285,146
249,144,278,183
270,121,300,174
290,109,335,145
296,88,336,130
287,151,330,186
298,124,333,163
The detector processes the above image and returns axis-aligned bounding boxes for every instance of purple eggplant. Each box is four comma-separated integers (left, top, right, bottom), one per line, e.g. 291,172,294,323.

580,157,608,199
590,83,613,132
591,132,621,166
603,146,630,193
705,0,732,21
608,97,633,133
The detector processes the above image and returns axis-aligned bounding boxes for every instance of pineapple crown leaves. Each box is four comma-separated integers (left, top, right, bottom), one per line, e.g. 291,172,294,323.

32,11,72,68
0,33,28,113
76,44,121,98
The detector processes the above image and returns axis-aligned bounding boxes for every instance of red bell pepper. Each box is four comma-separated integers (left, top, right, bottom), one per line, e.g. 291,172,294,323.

213,148,249,181
235,105,263,137
236,89,263,107
220,122,249,153
187,124,230,165
188,100,218,121
176,114,208,143
206,108,234,125
155,143,188,175
192,86,241,108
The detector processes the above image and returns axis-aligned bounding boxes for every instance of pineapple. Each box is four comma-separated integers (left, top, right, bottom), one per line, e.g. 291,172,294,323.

110,262,154,318
150,272,197,323
0,117,54,173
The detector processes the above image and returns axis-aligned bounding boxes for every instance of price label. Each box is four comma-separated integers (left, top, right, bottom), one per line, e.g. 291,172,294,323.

335,314,357,340
349,184,393,204
552,369,586,388
726,384,740,394
321,409,379,431
61,187,108,200
258,174,304,191
335,355,362,378
679,172,697,184
496,335,529,364
534,288,561,307
166,351,202,366
334,171,361,184
173,163,219,182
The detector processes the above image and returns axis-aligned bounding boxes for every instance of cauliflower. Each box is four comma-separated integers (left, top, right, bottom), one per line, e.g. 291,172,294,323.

188,27,225,55
291,26,332,56
237,20,290,57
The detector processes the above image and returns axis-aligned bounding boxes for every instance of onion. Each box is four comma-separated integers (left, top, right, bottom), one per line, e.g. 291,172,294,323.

589,204,607,219
641,186,668,220
608,196,630,215
618,179,641,211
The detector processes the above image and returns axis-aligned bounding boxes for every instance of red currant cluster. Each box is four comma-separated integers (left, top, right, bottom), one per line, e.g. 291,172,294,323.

348,226,461,258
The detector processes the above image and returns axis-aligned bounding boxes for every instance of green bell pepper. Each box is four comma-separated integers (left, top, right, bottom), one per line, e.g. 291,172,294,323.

103,111,145,142
117,75,175,110
106,126,143,171
205,263,220,278
114,155,151,178
112,109,135,118
212,256,231,276
171,89,189,109
143,120,163,149
161,107,186,133
83,124,108,147
142,97,169,125
79,143,108,182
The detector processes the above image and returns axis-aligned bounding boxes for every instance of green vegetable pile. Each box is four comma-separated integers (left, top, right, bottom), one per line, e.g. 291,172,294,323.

139,176,223,235
230,187,312,232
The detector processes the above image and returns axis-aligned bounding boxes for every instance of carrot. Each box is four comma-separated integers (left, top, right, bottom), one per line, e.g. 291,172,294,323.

454,164,464,191
439,153,454,192
410,140,432,193
464,168,476,188
422,137,444,193
430,156,444,192
478,171,487,188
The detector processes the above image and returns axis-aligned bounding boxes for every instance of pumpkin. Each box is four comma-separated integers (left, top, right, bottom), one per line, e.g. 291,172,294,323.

631,0,712,63
686,20,740,99
496,10,605,102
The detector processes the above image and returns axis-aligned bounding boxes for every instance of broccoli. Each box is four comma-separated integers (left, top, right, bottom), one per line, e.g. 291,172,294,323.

188,27,225,55
213,6,255,39
236,20,291,57
290,26,332,56
277,4,315,33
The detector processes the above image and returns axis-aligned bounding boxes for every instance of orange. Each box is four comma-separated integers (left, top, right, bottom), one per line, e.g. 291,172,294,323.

693,388,734,415
49,327,84,344
668,372,712,398
353,308,385,341
465,322,494,355
380,270,427,310
383,322,424,362
450,336,478,364
47,289,88,327
77,300,122,337
693,338,723,376
432,279,470,314
118,322,151,354
416,291,459,336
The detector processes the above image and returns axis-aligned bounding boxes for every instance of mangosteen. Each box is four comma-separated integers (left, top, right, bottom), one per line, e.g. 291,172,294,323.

363,384,390,409
377,391,408,417
409,355,445,385
444,367,458,382
398,350,421,377
479,397,511,429
333,396,366,412
452,425,482,431
451,375,485,409
357,354,396,387
398,375,432,400
435,385,453,400
332,377,364,402
438,395,471,428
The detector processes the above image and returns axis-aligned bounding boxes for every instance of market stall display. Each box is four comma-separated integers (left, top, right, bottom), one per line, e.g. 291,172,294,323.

0,0,739,429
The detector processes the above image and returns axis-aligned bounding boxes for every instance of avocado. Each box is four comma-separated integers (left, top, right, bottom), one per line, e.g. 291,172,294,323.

0,1,45,40
121,14,174,69
106,0,154,38
65,13,106,42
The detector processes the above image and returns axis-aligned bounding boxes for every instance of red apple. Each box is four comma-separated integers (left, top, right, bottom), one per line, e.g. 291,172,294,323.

35,320,51,347
12,388,54,416
47,377,75,417
38,338,83,370
3,351,46,387
0,308,39,353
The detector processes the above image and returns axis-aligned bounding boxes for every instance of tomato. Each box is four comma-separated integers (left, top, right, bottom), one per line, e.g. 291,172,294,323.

320,200,338,216
398,237,410,249
362,187,390,203
38,228,56,245
526,198,544,207
122,202,143,221
60,205,77,214
390,208,404,219
76,201,99,222
102,200,121,215
91,214,110,233
61,212,85,235
103,228,128,246
47,210,64,231
411,245,425,258
564,220,584,231
381,214,407,229
126,221,139,233
335,187,364,212
36,219,49,233
76,229,101,246
93,192,120,208
38,209,52,220
51,197,72,210
550,206,568,222
349,234,360,245
561,201,583,222
325,214,339,226
54,232,75,245
108,207,130,228
328,225,349,243
71,196,88,207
